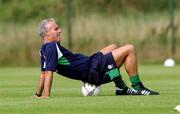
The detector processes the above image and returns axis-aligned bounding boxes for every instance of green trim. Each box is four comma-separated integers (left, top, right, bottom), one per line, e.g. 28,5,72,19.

130,74,141,90
58,57,70,65
106,68,120,80
130,74,141,85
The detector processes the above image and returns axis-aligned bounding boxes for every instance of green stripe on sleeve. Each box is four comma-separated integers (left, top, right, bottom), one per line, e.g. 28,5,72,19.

58,57,70,65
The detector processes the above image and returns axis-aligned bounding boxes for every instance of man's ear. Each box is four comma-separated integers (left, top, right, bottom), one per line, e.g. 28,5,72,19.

44,31,50,37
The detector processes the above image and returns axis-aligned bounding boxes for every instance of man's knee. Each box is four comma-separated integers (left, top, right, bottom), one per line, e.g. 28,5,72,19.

124,44,135,52
110,44,118,49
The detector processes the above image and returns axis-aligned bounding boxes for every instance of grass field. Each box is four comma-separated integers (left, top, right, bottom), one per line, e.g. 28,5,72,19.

0,65,180,114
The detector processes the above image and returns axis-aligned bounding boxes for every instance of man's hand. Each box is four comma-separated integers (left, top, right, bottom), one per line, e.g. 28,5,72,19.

34,92,42,98
34,95,49,99
34,93,49,99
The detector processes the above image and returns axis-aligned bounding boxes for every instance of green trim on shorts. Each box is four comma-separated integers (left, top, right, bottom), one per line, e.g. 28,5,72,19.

106,68,120,80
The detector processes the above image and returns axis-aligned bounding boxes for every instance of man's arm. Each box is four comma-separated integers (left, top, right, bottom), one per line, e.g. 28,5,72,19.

44,71,53,98
35,71,53,98
35,72,45,97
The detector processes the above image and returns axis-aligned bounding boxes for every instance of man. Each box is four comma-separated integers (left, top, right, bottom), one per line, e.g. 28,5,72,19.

35,18,159,98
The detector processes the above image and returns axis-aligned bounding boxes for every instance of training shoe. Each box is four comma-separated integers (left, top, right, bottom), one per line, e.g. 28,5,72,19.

116,87,139,95
133,82,159,95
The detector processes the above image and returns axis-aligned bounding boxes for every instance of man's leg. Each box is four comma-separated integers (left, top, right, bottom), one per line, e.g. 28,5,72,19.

112,44,138,76
100,44,127,86
101,44,139,81
112,44,159,95
100,44,139,95
100,44,118,55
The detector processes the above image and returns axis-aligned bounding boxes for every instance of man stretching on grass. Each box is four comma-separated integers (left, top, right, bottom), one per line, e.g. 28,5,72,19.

35,18,159,98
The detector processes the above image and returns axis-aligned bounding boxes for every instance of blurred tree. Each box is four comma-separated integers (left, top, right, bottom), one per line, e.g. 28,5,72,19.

0,0,66,23
0,0,180,24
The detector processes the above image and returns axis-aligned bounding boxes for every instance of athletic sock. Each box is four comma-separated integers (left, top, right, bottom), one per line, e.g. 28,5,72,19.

113,76,128,89
130,74,141,90
106,68,128,89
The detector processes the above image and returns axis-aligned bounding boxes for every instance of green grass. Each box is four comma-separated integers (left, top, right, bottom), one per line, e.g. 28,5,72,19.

0,65,180,114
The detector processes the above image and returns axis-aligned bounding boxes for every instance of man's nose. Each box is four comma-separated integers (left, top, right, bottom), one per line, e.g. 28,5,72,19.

58,28,62,33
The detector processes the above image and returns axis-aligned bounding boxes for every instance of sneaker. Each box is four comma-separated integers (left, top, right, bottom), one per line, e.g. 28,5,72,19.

116,87,139,95
133,82,159,95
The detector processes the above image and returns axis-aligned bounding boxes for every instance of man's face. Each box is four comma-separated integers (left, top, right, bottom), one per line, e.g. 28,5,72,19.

45,21,62,42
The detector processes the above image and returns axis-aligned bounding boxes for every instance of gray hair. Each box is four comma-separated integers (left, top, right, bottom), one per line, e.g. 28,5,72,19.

38,18,55,39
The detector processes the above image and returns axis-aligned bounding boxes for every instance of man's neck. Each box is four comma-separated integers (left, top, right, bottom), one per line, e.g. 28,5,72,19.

44,37,55,44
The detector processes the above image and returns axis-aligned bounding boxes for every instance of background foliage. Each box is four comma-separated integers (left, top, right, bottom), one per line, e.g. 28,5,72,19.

0,0,180,66
0,0,180,23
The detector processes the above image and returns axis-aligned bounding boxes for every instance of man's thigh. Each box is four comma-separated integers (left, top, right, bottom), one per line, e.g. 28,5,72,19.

111,45,131,67
100,44,118,55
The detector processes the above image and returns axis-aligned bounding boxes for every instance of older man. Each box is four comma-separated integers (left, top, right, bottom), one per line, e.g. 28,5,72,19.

35,18,159,98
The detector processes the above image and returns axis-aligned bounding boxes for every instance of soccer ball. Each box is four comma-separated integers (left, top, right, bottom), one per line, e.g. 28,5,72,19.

81,82,101,96
175,105,180,112
164,58,175,67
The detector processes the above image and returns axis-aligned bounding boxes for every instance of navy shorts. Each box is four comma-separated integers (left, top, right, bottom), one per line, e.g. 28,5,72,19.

86,52,118,85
